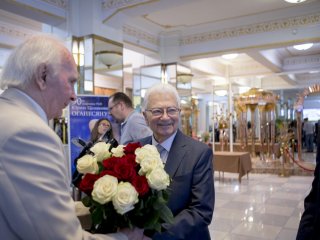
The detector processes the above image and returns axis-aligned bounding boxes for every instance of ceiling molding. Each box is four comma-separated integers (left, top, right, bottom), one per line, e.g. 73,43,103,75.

102,0,151,10
102,0,157,24
0,22,33,39
40,0,67,9
123,25,159,46
180,13,320,46
283,54,320,71
4,0,67,18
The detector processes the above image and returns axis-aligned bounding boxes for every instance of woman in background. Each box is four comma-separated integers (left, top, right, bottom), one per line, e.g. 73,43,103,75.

72,118,118,187
90,118,116,144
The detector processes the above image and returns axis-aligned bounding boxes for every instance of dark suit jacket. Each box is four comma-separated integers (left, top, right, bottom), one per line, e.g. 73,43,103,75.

296,136,320,240
139,130,215,240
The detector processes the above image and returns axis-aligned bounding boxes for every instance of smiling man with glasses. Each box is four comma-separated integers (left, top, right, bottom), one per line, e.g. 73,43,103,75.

145,107,181,118
139,83,215,240
108,92,152,145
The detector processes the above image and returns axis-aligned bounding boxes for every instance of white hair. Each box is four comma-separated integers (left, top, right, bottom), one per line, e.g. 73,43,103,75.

0,34,67,90
142,83,181,111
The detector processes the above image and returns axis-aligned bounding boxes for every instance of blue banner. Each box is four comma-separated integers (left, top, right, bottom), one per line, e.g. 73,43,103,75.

68,95,119,175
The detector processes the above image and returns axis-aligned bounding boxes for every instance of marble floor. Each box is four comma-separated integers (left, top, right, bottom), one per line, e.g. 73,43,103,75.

209,171,314,240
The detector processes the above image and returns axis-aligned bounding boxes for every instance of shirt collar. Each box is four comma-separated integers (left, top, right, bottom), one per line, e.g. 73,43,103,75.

120,109,134,127
14,88,48,123
152,130,177,152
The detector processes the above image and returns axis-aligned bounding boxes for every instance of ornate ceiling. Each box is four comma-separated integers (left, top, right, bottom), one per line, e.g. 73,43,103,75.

0,0,319,103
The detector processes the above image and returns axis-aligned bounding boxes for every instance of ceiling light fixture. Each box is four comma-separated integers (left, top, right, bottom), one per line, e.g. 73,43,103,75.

284,0,307,3
96,51,122,68
177,73,193,83
293,43,313,50
221,53,239,60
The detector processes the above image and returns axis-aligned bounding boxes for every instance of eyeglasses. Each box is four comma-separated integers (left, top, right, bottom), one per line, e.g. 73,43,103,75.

99,123,110,127
145,107,181,117
108,102,120,111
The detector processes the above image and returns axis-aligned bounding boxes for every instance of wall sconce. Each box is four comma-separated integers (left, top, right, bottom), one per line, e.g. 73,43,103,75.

95,51,122,68
72,40,84,66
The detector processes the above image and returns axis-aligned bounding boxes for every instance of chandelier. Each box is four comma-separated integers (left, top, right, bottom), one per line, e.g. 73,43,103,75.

237,87,278,107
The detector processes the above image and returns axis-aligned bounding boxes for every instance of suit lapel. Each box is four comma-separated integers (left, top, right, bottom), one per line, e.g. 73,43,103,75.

165,130,187,177
140,133,186,178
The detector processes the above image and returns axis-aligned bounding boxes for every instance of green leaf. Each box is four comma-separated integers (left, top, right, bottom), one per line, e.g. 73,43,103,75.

135,198,144,211
162,190,170,201
159,205,174,224
153,196,166,210
81,195,91,207
144,212,160,229
91,200,101,207
154,222,161,232
92,207,104,225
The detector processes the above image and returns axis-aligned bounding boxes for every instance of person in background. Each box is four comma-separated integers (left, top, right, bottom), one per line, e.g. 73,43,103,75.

108,92,152,145
139,83,215,239
90,118,118,146
296,127,320,239
303,118,315,152
72,118,118,187
0,34,143,240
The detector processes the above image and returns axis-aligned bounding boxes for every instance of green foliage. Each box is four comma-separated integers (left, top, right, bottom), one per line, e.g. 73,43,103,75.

82,189,174,234
201,132,210,142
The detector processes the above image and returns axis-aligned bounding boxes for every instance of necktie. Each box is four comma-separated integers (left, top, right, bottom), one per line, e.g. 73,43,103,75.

156,144,167,163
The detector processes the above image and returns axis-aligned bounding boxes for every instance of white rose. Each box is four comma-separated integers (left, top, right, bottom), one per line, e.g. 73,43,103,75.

147,167,170,190
135,144,160,164
92,175,118,204
112,182,139,215
90,142,112,162
111,145,125,157
76,155,99,174
138,155,163,176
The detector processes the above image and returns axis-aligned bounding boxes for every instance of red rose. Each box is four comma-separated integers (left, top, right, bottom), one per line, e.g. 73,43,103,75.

131,175,150,196
124,142,141,154
113,161,136,181
124,153,137,167
100,170,120,179
78,173,100,195
102,156,119,170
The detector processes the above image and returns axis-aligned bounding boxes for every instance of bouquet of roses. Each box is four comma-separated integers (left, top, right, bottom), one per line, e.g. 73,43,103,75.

75,142,174,234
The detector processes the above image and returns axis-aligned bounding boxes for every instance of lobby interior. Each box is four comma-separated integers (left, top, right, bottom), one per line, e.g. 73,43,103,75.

0,1,320,239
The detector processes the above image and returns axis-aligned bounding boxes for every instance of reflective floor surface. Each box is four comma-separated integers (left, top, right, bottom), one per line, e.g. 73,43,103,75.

210,172,314,240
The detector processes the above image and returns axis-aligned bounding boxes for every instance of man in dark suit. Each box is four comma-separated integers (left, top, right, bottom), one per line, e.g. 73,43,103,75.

139,83,215,239
296,122,320,239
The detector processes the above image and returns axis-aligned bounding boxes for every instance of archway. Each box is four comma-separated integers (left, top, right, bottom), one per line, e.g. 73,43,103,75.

294,84,320,170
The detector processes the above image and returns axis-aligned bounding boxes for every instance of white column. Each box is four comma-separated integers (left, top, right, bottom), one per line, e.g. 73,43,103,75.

227,66,233,152
211,86,215,152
